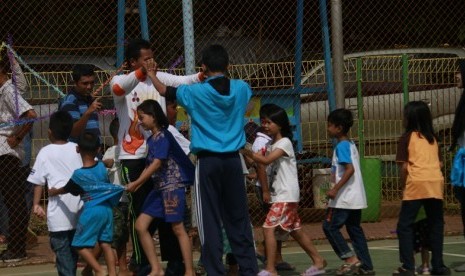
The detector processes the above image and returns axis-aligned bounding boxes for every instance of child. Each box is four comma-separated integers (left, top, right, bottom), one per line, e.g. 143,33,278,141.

49,132,124,276
394,101,450,276
81,117,132,276
102,117,131,276
29,111,83,276
151,44,258,275
126,99,195,276
247,107,294,272
244,104,326,276
322,108,374,275
166,98,191,155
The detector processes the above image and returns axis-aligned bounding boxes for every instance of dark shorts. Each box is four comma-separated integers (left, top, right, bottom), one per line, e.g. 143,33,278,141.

112,202,129,249
142,188,186,223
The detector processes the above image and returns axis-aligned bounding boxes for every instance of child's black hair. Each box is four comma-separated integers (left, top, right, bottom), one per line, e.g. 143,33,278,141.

78,131,100,153
260,104,293,140
49,111,73,141
201,44,229,73
71,64,95,82
109,117,119,140
137,99,169,129
403,101,437,144
327,108,354,134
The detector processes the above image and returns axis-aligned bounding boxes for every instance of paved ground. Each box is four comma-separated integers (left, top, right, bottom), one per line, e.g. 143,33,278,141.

0,215,464,275
2,236,465,275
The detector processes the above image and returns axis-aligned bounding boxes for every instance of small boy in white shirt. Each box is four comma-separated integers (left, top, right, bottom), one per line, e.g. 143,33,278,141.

29,111,83,276
323,108,374,275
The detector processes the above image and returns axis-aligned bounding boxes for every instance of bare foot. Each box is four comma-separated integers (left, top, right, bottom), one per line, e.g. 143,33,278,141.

314,258,327,270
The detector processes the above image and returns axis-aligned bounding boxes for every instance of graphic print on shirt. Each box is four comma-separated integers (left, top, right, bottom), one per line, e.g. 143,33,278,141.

122,108,144,155
268,162,278,196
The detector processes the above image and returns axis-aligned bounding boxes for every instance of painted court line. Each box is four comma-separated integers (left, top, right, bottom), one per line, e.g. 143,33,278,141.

282,241,465,256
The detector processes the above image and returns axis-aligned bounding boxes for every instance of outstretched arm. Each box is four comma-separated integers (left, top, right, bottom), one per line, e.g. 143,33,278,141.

126,158,163,192
48,187,68,197
111,68,148,99
143,59,204,97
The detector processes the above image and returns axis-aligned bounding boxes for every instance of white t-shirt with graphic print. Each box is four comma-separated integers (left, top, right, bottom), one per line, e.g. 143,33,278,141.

268,137,300,203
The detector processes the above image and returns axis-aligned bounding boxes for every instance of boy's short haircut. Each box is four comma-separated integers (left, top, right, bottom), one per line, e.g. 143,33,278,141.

78,132,100,153
201,44,229,72
109,117,119,140
72,64,95,83
49,111,73,141
125,38,151,63
327,108,354,134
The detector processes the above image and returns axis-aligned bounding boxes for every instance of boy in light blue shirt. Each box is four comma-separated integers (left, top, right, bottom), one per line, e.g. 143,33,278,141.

148,44,258,276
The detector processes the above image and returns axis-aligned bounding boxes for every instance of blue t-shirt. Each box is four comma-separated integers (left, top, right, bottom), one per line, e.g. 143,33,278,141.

64,161,124,208
59,89,100,143
176,76,252,153
146,128,194,190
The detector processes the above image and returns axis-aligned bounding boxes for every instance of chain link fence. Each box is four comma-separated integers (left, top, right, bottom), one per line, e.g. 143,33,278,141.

0,0,464,259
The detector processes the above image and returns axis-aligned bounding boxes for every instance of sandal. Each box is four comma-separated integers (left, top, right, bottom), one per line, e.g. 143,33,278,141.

276,261,295,271
336,262,361,276
257,269,278,276
301,265,326,276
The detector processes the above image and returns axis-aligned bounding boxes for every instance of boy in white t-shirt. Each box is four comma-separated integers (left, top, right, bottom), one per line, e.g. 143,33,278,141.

29,111,83,276
323,108,374,275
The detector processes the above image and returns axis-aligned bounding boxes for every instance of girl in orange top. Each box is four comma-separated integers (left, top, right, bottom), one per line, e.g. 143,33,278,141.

394,101,450,276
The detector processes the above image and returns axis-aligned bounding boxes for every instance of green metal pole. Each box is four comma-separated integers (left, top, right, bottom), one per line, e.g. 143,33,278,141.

356,58,365,157
402,54,409,104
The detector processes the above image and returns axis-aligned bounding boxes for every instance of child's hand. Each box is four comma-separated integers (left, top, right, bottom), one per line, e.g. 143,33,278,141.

126,182,137,193
143,58,158,75
33,204,46,218
262,190,271,203
326,188,338,199
48,188,60,197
